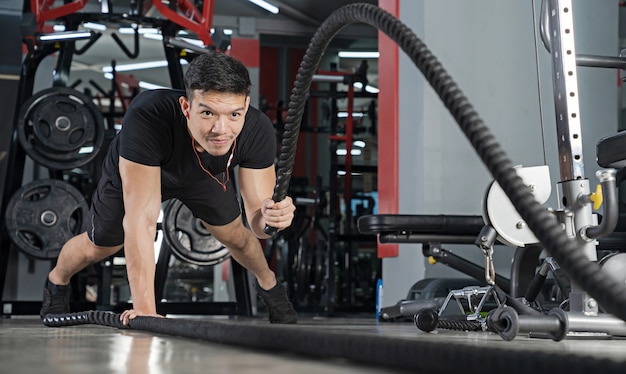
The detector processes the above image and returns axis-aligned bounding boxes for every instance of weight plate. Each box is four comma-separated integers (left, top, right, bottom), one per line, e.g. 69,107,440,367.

312,246,326,302
293,241,310,303
17,87,105,170
4,179,88,260
162,199,230,266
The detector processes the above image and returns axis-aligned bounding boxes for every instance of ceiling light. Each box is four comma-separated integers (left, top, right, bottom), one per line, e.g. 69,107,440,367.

119,26,160,35
338,51,380,59
247,0,279,14
337,170,363,176
139,81,168,90
353,140,366,148
337,112,365,118
39,31,93,42
353,82,379,94
102,74,169,90
83,22,107,31
336,149,362,156
102,59,188,73
142,33,163,41
103,60,168,72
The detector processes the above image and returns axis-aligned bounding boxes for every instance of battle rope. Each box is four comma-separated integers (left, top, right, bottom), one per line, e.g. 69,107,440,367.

43,0,626,357
264,2,626,319
42,311,625,374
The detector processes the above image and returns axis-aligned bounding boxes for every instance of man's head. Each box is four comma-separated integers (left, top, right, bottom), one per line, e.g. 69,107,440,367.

180,52,252,157
183,52,251,103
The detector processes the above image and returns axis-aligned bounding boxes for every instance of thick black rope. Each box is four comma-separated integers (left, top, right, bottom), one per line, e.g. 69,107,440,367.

42,0,626,356
42,311,127,328
42,311,626,373
268,3,626,319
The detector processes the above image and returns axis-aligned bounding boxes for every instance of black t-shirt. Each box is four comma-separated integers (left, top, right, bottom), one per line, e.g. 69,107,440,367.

103,89,276,196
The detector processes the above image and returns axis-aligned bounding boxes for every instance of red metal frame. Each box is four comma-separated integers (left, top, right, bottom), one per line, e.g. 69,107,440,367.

29,0,216,49
377,0,399,258
114,72,141,112
30,0,88,31
151,0,215,48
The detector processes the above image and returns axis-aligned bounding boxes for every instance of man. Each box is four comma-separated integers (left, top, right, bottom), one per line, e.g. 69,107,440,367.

41,52,298,324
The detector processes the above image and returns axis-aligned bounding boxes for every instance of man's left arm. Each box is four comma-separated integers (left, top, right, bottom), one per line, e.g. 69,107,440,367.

238,166,295,238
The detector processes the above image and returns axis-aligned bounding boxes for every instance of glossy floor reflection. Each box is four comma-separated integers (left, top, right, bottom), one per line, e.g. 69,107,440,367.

0,317,409,374
3,314,626,374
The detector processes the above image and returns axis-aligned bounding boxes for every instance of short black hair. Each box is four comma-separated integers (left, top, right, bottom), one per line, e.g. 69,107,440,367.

184,52,251,102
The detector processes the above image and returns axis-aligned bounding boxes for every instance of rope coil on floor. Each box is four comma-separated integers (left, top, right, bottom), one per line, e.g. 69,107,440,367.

42,2,626,373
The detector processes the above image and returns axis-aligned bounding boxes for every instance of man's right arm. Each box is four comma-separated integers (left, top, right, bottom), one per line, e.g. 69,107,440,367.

119,156,162,319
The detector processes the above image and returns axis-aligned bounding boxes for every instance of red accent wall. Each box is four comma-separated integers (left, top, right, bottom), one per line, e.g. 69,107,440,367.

260,46,280,123
228,37,259,68
259,46,318,184
377,0,399,258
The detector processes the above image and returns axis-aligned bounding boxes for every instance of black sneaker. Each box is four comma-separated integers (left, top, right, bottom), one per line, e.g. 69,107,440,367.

40,279,70,319
255,281,298,324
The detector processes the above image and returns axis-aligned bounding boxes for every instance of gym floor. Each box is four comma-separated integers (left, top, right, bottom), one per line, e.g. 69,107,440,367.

2,314,626,374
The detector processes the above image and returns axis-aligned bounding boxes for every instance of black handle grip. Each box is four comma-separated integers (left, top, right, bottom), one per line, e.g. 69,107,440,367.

263,224,278,236
524,273,547,303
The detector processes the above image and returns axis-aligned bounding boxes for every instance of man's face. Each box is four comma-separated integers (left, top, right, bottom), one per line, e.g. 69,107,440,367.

180,89,250,156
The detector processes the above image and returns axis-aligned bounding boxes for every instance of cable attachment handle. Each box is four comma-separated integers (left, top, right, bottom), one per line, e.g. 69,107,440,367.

475,225,498,285
483,247,496,286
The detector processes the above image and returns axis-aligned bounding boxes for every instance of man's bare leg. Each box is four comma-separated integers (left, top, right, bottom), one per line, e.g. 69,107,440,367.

204,219,276,290
48,232,123,286
205,217,297,324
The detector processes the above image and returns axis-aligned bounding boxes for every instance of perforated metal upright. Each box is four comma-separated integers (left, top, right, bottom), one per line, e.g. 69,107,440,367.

546,0,598,314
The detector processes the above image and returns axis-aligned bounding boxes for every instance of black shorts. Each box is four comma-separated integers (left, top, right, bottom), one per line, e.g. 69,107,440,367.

87,167,241,247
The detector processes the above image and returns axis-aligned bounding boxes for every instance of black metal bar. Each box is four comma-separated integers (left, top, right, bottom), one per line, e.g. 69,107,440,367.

96,258,113,308
576,54,626,69
161,23,186,90
74,32,102,55
325,63,340,315
509,244,544,299
51,39,76,88
379,233,478,244
0,10,23,302
230,260,252,316
0,40,53,302
111,28,140,58
154,241,172,302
